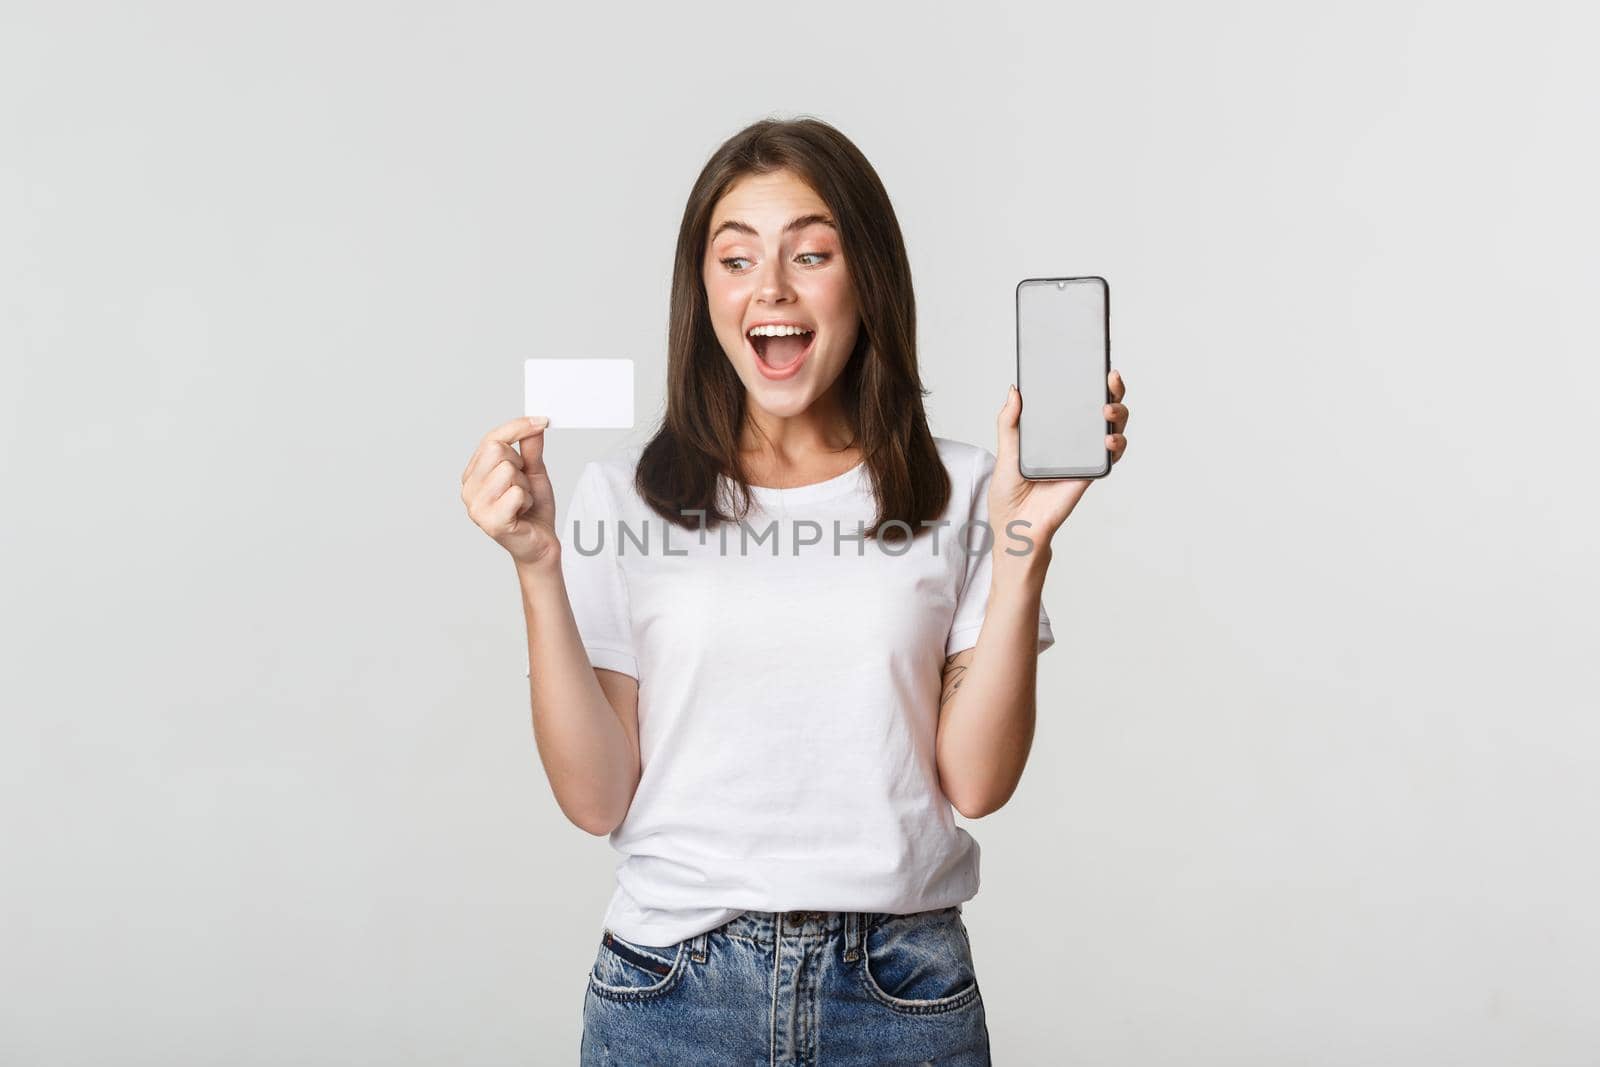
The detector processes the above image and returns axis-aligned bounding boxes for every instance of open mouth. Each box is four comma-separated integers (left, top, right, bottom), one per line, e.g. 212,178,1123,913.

747,326,815,377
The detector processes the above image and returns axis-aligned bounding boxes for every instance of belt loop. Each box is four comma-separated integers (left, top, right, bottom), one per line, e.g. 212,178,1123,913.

844,912,862,962
690,931,708,964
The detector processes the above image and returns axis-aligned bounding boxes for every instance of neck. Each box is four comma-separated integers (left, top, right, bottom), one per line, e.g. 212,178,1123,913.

738,391,856,463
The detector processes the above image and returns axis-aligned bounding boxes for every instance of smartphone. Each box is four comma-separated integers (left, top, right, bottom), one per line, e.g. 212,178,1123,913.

1015,276,1112,480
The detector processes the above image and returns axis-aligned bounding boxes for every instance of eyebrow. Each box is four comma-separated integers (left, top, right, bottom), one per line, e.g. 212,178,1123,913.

710,213,836,242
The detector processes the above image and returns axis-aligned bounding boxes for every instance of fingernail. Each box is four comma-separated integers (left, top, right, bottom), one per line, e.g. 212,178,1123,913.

528,415,549,428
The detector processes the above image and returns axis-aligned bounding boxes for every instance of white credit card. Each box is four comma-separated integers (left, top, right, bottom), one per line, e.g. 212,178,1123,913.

523,358,634,429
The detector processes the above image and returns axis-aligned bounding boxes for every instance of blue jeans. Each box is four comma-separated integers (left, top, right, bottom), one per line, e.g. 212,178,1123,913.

580,906,990,1065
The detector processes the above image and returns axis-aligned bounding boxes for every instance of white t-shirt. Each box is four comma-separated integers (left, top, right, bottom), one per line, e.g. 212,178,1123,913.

557,436,1055,946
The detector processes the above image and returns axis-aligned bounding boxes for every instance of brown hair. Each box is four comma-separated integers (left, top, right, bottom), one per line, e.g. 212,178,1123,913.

633,116,949,545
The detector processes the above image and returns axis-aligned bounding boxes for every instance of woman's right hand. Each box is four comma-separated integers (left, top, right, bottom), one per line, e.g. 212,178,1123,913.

460,415,559,569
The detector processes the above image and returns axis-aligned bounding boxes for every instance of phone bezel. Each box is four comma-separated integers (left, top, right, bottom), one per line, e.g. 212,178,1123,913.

1015,275,1112,480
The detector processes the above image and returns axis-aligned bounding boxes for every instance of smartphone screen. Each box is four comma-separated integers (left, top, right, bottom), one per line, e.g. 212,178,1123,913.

1015,276,1111,479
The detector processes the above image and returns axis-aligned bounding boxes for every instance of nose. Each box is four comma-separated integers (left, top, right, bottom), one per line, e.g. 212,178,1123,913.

755,255,796,304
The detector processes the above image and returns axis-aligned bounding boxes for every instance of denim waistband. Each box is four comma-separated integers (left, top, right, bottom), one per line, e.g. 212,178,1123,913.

684,907,959,965
724,910,855,940
679,911,870,964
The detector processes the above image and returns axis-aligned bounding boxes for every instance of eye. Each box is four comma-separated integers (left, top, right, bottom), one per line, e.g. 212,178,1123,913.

717,252,832,273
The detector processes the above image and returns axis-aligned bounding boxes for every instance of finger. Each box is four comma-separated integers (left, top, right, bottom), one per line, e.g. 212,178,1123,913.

1103,402,1129,433
488,483,531,535
462,416,549,485
1108,369,1125,402
1107,433,1127,461
464,419,544,486
476,463,537,529
467,458,511,510
996,383,1021,467
480,456,532,502
463,440,522,493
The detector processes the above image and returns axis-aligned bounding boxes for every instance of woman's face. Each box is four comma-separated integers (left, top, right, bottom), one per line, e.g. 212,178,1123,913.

702,169,860,427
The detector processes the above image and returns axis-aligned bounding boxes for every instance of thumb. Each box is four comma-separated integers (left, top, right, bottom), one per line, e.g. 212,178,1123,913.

517,417,549,470
996,383,1020,463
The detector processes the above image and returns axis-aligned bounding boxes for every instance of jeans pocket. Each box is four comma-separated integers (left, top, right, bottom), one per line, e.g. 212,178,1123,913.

858,907,982,1015
588,929,688,1003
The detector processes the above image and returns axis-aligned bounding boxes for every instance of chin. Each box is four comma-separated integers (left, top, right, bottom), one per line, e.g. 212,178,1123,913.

744,383,813,415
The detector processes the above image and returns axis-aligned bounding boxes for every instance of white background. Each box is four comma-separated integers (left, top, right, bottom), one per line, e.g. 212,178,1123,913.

3,1,1596,1063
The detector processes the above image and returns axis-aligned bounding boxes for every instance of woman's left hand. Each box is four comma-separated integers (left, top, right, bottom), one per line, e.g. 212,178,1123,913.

990,369,1129,560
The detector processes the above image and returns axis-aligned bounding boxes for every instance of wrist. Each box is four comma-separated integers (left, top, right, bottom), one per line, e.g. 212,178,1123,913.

514,548,563,585
992,540,1051,587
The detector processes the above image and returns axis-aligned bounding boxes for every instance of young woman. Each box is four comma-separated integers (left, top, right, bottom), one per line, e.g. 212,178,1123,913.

461,117,1129,1065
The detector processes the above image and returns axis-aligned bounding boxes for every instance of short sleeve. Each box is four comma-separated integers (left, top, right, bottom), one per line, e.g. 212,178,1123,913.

945,446,1056,659
548,461,639,680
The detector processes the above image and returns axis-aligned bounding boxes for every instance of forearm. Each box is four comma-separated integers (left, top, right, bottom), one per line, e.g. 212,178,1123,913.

936,548,1050,818
517,557,638,834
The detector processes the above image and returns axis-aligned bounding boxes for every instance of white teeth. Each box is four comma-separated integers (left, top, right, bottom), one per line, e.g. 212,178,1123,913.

747,325,813,338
